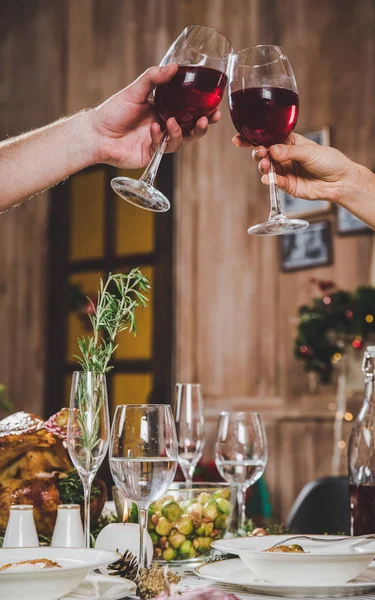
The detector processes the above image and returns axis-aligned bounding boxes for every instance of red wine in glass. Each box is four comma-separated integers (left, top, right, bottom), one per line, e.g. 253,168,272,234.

350,483,375,535
229,87,299,147
154,65,228,133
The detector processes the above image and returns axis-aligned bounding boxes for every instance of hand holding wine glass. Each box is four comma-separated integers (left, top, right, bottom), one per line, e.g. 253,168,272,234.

229,45,308,235
111,25,232,212
67,372,110,548
215,411,268,530
110,404,178,570
173,383,205,485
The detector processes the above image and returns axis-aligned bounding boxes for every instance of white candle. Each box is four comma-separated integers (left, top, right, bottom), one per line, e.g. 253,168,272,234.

95,523,153,567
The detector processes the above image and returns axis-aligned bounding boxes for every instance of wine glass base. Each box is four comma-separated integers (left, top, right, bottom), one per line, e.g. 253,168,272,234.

111,177,170,212
247,217,309,236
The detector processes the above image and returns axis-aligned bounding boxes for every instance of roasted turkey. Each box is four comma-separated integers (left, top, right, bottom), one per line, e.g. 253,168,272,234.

0,410,106,537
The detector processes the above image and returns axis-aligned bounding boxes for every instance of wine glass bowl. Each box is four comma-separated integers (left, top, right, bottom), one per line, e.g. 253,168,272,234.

173,383,205,485
229,45,308,236
110,404,178,569
215,411,268,530
111,25,233,212
67,371,110,548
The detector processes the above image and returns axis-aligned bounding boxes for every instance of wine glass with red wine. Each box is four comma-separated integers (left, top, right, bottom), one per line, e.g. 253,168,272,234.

111,25,233,212
229,45,309,235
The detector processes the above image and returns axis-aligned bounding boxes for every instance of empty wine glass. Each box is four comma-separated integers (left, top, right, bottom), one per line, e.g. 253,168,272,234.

173,383,205,485
215,411,268,530
110,404,178,570
111,25,232,212
67,371,110,548
229,45,309,235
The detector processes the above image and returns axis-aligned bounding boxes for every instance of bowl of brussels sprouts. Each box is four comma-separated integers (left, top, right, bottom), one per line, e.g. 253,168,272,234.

147,482,236,562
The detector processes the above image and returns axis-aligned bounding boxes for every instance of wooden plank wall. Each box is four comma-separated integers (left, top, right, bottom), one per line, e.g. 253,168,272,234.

0,0,374,518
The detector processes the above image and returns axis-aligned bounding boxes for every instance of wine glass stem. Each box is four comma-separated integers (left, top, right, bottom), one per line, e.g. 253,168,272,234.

140,130,169,186
237,485,247,530
138,507,149,571
268,154,284,220
83,480,91,548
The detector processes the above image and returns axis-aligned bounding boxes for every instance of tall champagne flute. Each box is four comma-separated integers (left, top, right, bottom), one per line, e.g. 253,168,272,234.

229,45,309,235
110,404,178,570
173,383,205,485
215,411,267,530
67,372,110,548
111,25,233,212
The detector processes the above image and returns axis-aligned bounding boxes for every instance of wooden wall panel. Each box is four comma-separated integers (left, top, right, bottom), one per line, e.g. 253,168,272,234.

1,0,374,517
0,1,66,416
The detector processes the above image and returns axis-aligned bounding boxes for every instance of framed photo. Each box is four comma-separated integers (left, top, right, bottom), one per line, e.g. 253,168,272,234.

337,205,371,235
280,220,333,273
281,126,331,219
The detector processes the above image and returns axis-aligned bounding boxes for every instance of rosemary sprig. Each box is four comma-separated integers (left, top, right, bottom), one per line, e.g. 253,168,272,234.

75,268,150,373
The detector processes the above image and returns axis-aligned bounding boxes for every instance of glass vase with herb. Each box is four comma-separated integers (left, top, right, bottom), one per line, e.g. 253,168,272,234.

67,268,150,547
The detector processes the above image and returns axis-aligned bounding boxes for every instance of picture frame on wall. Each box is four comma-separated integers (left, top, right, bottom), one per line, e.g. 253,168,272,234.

280,220,333,273
336,205,371,235
280,126,331,219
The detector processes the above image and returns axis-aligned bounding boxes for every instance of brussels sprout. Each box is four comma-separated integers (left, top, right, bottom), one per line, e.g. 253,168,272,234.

149,500,163,513
162,547,177,561
214,513,228,530
216,497,231,515
155,516,173,536
187,502,203,517
290,544,304,552
162,500,183,523
192,536,212,552
179,539,197,559
149,530,159,545
213,488,231,500
202,501,220,521
196,521,213,536
168,531,186,549
176,514,194,536
197,492,211,505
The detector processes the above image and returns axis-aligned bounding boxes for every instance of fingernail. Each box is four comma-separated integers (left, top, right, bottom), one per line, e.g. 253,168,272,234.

161,65,170,73
272,145,281,156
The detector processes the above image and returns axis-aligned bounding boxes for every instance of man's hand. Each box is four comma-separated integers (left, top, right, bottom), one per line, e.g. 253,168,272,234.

233,132,355,204
91,62,221,169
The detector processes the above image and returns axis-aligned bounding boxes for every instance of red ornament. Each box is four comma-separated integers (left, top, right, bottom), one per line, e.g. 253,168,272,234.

300,344,312,356
323,296,332,305
311,278,336,293
346,309,353,319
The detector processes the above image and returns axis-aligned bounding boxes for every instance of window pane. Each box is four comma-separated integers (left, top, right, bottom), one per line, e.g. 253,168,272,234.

112,373,153,413
115,266,153,360
70,170,105,260
115,169,154,256
67,271,103,363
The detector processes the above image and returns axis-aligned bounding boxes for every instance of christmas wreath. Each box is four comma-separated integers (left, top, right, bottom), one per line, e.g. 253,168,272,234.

295,280,375,383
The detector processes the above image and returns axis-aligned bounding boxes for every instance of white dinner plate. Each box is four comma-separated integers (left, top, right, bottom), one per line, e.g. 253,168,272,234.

194,558,375,598
63,574,136,600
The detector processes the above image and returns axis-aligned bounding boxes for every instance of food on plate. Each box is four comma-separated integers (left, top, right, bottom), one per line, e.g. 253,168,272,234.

147,487,233,561
0,558,62,572
0,410,107,536
265,543,305,553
